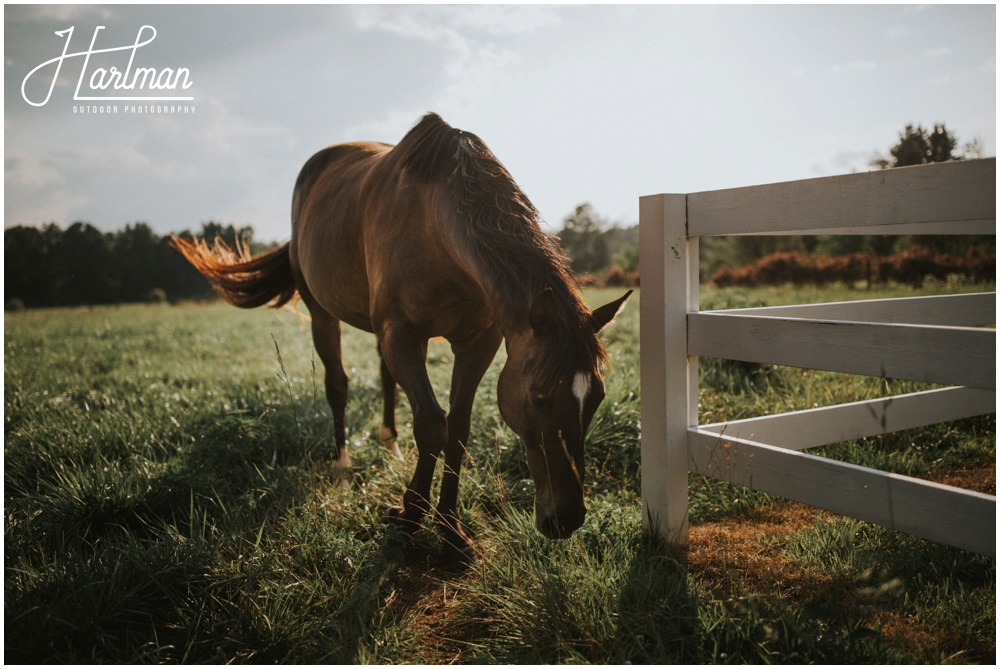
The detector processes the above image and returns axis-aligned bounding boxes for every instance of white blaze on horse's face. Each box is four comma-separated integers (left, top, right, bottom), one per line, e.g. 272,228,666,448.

571,371,592,428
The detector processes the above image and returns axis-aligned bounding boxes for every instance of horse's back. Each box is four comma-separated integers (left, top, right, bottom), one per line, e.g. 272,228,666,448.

292,142,389,227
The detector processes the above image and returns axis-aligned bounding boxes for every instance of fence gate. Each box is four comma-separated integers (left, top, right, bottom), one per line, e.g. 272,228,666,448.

639,158,996,556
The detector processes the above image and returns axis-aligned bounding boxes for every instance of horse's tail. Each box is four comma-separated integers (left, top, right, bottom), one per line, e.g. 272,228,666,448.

170,235,297,308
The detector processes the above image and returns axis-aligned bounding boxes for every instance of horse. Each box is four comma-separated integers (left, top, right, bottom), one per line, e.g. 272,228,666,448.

172,113,631,566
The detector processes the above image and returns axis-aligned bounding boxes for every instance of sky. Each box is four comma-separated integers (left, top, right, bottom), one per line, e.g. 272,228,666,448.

4,3,996,241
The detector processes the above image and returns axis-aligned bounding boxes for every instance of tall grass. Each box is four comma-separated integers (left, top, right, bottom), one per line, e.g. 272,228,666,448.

4,285,994,663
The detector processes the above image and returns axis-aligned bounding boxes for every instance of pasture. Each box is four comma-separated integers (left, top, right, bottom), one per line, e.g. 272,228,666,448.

4,285,995,663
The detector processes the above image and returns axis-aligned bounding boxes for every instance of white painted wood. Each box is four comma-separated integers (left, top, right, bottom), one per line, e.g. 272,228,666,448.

639,193,694,548
711,293,996,327
720,220,996,237
700,386,996,452
688,313,996,390
639,194,668,539
640,158,997,559
686,158,996,237
688,430,996,556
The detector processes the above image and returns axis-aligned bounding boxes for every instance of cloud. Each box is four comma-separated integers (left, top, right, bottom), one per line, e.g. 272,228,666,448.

443,4,563,36
13,4,114,25
353,5,530,83
5,150,93,224
345,5,559,139
831,150,877,172
355,5,562,40
831,61,878,74
5,4,996,240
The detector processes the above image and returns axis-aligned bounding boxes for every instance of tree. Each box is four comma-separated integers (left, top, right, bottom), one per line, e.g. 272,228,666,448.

55,222,117,305
4,221,261,308
5,225,51,307
112,222,163,303
557,203,611,274
198,221,256,250
872,123,964,169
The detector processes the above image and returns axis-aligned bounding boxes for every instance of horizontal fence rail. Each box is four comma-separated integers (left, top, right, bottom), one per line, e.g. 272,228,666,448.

698,387,996,453
688,313,995,390
709,292,996,327
687,158,996,236
639,158,996,557
687,430,996,556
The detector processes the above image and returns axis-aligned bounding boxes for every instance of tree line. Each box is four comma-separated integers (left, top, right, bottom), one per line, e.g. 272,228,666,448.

557,123,993,287
4,222,258,310
5,124,992,309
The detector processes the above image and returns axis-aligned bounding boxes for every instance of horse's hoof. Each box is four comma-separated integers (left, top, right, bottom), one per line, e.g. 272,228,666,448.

332,448,353,475
442,543,478,571
383,439,404,461
382,506,420,533
379,425,404,461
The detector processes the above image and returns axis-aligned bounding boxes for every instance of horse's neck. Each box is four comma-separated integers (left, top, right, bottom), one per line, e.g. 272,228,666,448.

438,203,583,340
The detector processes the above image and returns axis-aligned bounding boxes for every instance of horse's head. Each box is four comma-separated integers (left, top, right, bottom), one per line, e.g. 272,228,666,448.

498,289,631,539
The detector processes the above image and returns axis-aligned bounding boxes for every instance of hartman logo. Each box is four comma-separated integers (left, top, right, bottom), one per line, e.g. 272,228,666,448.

21,25,195,111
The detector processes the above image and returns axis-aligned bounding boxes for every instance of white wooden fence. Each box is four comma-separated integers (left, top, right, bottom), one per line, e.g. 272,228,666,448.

639,158,996,557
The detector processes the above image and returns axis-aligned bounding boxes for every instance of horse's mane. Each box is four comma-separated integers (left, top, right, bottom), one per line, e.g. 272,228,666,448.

393,113,608,378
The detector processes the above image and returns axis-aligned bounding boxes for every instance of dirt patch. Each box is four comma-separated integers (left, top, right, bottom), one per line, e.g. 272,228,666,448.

935,461,996,495
688,461,995,598
686,459,995,662
688,503,833,599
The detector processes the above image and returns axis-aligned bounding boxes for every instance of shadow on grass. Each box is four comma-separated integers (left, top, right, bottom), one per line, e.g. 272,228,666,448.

610,535,702,663
414,498,703,664
3,401,433,663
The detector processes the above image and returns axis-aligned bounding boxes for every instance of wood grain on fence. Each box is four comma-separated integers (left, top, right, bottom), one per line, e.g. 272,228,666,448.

639,158,996,556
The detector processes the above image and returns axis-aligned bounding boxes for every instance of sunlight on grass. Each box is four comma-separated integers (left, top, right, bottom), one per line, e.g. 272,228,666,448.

4,284,994,662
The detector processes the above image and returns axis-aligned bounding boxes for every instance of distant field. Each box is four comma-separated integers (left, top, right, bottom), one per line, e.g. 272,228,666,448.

4,284,994,663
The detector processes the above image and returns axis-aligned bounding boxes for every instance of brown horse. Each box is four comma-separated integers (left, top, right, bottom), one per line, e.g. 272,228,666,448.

172,113,630,565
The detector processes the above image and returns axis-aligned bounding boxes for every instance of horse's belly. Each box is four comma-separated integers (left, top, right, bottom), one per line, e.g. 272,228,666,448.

311,267,373,332
319,289,373,333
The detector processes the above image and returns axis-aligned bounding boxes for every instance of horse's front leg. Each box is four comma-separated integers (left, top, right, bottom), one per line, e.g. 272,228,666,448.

436,327,503,567
378,324,446,531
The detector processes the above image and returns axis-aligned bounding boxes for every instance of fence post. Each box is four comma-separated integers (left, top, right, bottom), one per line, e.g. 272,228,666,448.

640,193,698,551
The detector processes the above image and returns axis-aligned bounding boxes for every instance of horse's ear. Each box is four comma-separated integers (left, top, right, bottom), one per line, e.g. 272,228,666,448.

529,288,558,334
589,290,633,333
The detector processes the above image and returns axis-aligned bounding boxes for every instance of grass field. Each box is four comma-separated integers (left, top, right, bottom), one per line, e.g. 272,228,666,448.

4,284,995,663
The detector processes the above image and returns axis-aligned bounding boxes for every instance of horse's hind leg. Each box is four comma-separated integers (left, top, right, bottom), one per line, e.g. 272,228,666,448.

377,343,403,460
310,310,351,474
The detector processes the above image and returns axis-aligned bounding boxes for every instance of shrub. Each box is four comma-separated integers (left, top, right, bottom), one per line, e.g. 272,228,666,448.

604,265,629,287
709,245,994,288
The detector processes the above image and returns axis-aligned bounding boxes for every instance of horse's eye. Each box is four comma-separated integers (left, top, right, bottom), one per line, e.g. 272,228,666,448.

529,389,550,409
